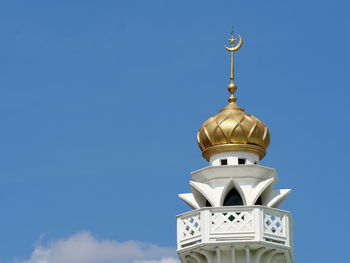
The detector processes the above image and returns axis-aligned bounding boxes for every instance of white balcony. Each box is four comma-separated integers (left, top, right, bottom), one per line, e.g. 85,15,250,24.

177,206,293,252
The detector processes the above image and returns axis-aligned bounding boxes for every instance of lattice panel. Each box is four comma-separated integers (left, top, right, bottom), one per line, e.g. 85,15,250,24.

211,211,253,233
181,214,201,240
264,213,285,237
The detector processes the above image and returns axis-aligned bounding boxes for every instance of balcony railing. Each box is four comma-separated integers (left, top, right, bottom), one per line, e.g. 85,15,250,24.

177,206,292,250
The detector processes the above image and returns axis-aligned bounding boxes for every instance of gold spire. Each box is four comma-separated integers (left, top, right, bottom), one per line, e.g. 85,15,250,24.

224,29,242,103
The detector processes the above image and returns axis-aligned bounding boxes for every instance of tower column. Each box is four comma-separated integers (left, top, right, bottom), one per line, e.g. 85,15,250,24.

245,247,250,263
231,247,236,263
216,247,221,263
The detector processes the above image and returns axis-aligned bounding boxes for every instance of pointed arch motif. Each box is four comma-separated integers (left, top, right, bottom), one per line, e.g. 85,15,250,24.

220,178,247,206
248,177,275,205
223,187,243,206
190,181,218,207
189,183,208,208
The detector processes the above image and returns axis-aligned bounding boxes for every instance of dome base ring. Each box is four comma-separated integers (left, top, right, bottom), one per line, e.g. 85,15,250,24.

202,144,266,161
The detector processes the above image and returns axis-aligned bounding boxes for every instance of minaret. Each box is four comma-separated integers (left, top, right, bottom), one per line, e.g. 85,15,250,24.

176,32,294,263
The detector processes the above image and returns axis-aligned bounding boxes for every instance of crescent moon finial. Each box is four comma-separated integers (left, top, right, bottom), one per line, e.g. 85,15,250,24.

224,35,243,53
224,30,243,103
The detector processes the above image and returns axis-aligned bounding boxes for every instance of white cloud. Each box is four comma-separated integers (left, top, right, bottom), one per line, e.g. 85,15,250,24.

17,231,179,263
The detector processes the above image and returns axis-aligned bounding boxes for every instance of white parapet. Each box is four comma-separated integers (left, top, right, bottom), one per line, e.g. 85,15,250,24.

177,206,293,263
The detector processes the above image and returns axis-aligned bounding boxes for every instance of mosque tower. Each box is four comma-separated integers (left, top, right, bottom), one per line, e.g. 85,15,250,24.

176,32,294,263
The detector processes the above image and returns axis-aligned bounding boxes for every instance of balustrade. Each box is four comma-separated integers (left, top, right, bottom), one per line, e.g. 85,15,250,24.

177,206,292,251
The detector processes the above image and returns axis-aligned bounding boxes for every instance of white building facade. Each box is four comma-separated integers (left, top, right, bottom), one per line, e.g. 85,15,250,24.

176,33,294,263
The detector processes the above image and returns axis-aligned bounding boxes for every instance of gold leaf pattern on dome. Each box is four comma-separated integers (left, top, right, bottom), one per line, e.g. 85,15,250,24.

197,102,270,161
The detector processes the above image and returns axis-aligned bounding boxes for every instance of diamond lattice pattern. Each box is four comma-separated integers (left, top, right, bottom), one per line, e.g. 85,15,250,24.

264,213,285,237
182,214,201,239
211,211,252,233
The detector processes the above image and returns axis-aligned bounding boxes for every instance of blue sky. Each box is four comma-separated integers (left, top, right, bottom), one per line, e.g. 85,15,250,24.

0,0,349,262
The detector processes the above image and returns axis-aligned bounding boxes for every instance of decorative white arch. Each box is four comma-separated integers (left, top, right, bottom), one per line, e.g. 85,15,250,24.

220,178,247,205
248,177,275,205
188,182,209,207
190,181,219,207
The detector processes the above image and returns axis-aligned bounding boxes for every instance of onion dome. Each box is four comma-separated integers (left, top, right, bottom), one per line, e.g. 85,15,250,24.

197,32,270,161
197,100,270,161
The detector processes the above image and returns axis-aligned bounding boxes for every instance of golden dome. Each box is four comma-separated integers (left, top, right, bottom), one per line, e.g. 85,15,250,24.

197,101,270,161
197,32,270,161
